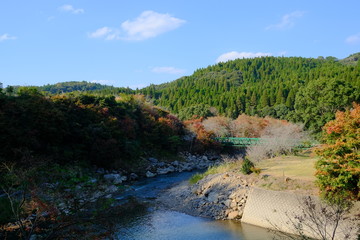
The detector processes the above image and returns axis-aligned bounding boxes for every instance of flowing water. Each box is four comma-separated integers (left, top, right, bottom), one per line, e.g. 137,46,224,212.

115,172,276,240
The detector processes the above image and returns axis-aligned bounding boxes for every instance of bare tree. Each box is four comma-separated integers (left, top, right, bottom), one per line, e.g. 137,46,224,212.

246,122,309,162
203,116,232,137
269,197,359,240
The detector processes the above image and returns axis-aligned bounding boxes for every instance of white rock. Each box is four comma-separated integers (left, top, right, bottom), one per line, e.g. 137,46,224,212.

224,199,232,207
146,171,156,178
121,176,127,182
227,211,239,219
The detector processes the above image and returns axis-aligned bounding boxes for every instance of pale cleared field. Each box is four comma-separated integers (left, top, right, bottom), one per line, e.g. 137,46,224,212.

256,154,318,181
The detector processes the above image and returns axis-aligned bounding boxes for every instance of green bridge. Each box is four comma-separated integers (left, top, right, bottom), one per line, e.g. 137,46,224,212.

214,137,262,147
214,137,316,148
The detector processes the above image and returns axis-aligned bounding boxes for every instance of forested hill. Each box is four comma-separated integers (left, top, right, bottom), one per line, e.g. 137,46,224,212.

142,55,360,133
339,52,360,65
38,81,134,95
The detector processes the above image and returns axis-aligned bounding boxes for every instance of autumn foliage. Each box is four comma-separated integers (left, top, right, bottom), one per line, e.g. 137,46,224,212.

316,103,360,201
0,90,185,169
201,114,295,138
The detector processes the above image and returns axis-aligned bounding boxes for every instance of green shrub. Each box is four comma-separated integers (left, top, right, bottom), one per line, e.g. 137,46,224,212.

241,158,255,175
189,173,206,184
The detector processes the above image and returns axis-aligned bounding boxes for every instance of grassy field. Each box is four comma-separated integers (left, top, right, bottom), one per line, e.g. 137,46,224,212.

254,150,319,194
189,150,320,194
256,153,318,181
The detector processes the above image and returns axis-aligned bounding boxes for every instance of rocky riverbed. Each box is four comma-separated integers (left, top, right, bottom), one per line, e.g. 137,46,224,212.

157,172,256,220
156,170,360,240
97,152,222,186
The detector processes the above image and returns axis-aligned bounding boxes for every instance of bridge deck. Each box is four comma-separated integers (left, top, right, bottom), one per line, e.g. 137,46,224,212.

214,137,261,146
214,137,316,148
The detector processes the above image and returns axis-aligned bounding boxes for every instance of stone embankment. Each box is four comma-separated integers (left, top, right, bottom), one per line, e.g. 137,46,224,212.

158,172,256,220
157,171,360,240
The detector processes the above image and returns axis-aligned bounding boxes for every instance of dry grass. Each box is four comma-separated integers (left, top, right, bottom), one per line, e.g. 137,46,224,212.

254,149,319,195
256,154,318,181
189,150,320,195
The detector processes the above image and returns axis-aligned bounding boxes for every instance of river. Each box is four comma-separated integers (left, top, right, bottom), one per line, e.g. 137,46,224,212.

114,172,276,240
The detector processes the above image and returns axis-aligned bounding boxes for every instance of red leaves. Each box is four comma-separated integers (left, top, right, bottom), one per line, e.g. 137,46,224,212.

316,102,360,201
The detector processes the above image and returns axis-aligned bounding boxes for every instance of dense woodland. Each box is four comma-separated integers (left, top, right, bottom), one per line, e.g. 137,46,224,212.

9,54,358,135
142,55,360,134
0,89,185,170
1,54,358,167
9,81,135,96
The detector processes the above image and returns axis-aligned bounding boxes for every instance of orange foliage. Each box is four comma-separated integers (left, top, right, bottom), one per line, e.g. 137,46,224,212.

316,102,360,201
233,114,290,137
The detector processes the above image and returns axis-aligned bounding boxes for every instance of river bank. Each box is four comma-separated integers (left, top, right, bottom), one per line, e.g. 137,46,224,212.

157,170,360,240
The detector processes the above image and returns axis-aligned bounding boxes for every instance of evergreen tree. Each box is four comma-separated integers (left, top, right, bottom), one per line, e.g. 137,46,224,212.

259,90,270,108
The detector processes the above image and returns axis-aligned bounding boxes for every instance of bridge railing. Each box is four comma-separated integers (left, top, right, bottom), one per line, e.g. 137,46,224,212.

214,137,318,148
214,137,262,146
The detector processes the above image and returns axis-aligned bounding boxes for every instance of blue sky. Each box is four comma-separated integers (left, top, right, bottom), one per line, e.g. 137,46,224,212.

1,0,359,89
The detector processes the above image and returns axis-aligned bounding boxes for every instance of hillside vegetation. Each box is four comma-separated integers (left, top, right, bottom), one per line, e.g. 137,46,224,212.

0,89,184,170
39,81,135,95
142,55,360,134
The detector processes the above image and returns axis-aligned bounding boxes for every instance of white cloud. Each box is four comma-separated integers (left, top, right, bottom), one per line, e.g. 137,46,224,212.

151,66,186,74
88,27,113,39
121,10,185,41
0,33,17,42
345,33,360,44
266,11,305,30
216,51,272,63
88,10,185,41
59,4,84,14
90,80,115,85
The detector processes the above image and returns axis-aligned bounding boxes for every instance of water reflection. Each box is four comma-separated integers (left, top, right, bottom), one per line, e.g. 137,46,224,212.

117,210,275,240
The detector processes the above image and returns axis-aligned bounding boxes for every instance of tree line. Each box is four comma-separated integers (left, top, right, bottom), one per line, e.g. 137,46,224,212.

141,55,360,134
0,88,184,170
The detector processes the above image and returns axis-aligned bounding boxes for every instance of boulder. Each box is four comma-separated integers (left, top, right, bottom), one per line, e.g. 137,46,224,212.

230,200,237,208
129,173,138,180
227,211,239,220
156,162,166,167
103,173,123,184
157,166,176,175
148,157,158,163
89,178,97,184
179,162,193,172
224,199,232,207
106,185,118,193
197,162,209,169
146,171,156,178
120,176,127,182
207,192,219,203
